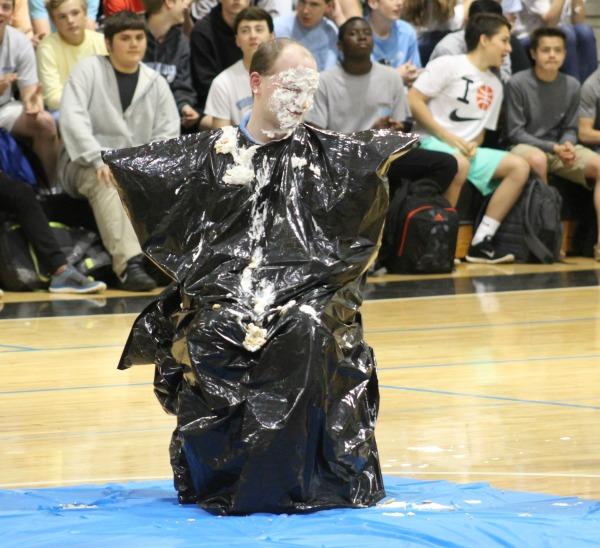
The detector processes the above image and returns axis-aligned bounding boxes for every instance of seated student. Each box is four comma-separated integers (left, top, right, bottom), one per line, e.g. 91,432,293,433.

144,0,199,129
506,27,600,260
401,0,461,64
366,0,421,87
0,1,59,183
408,13,530,264
513,0,596,83
59,11,180,290
306,16,458,197
430,0,530,83
204,6,273,127
274,0,339,72
0,173,106,293
579,66,600,153
36,0,107,114
12,0,34,40
190,0,250,126
29,0,99,40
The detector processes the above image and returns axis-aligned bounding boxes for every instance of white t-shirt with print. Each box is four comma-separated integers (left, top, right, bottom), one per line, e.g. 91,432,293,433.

204,59,252,125
413,54,503,142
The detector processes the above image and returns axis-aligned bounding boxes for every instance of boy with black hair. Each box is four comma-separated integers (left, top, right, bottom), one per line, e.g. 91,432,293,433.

59,11,181,290
506,26,600,260
204,6,274,127
409,13,530,264
144,0,200,129
306,16,458,195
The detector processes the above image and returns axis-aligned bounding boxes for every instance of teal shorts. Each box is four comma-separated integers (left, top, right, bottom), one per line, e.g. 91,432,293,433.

419,136,508,196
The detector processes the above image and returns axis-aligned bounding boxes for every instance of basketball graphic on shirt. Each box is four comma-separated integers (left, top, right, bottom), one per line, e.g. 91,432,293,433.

476,85,494,111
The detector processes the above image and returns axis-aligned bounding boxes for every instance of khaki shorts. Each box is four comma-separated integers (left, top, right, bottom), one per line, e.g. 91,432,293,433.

511,143,596,188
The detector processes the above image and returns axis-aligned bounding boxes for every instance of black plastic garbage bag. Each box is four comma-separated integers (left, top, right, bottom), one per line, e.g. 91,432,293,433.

104,123,416,515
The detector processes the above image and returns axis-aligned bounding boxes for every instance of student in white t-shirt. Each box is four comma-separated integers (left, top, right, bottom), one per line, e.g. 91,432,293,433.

409,13,530,264
204,7,274,127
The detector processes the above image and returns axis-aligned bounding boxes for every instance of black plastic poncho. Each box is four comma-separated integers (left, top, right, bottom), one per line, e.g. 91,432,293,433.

104,123,415,515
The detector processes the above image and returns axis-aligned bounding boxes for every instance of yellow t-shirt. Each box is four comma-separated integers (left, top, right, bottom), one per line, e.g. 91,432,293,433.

36,29,107,111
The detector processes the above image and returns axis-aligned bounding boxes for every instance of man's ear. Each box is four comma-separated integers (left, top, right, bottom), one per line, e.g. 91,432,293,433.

249,72,262,95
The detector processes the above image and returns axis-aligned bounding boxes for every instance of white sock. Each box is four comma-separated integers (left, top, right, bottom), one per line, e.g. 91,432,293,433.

472,215,500,245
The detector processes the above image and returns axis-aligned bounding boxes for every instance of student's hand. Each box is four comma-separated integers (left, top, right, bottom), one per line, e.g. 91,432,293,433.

397,62,420,87
0,72,17,95
441,131,476,158
554,142,576,165
181,104,200,128
23,84,43,116
96,165,117,187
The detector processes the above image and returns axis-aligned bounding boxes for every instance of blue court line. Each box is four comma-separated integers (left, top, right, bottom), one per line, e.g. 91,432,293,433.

0,343,35,352
0,343,126,355
380,384,600,410
378,353,600,371
367,315,600,335
0,382,152,396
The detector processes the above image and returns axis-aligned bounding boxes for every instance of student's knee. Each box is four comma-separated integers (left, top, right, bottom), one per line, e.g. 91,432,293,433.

506,154,530,184
33,111,58,138
525,149,547,177
453,154,470,183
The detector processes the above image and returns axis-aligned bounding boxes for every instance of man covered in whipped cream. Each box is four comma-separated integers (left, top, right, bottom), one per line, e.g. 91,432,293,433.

105,38,416,515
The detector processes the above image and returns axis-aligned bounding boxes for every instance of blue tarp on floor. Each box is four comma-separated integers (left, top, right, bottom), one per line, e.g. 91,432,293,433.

1,476,599,547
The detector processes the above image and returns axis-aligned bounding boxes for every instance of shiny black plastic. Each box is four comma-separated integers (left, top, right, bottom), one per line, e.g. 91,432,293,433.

104,124,416,515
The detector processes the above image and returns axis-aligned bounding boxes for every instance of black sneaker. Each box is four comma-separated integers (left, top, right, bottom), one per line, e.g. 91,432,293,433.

119,255,157,291
466,236,515,264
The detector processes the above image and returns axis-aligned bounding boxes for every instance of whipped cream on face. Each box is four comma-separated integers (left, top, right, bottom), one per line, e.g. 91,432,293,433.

263,67,319,139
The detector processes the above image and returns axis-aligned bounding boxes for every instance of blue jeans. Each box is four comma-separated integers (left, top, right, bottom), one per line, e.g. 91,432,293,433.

520,24,598,82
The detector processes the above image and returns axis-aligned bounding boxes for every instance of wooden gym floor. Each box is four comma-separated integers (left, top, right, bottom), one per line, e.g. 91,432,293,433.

1,259,599,500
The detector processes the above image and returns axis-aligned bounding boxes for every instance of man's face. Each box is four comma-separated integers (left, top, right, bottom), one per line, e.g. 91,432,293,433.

0,0,14,33
531,36,566,72
167,0,191,25
368,0,403,21
296,0,327,29
483,25,512,69
252,46,319,132
339,19,373,60
235,19,273,58
107,29,147,69
52,0,87,46
221,0,250,23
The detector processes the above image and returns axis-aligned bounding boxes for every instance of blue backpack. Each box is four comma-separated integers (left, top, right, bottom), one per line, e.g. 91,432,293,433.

0,128,37,186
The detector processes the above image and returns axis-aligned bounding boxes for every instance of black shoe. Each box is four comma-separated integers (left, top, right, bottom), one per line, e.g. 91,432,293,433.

466,236,515,264
118,255,157,291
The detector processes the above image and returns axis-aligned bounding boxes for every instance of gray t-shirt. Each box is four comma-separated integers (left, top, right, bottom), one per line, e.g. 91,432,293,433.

579,68,600,130
505,69,580,151
305,62,408,133
429,29,512,83
0,26,38,107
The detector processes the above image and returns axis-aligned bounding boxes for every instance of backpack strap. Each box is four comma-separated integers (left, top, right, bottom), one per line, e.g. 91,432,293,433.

523,178,554,264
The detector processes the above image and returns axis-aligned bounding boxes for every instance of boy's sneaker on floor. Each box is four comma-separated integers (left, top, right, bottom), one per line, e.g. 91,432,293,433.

466,236,515,264
119,255,157,291
49,266,107,294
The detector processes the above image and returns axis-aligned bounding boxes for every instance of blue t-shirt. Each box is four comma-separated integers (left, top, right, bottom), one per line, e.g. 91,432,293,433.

239,111,260,144
369,19,421,68
274,15,338,72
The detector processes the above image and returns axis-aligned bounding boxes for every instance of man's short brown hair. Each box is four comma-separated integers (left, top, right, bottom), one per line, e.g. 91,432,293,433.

45,0,88,15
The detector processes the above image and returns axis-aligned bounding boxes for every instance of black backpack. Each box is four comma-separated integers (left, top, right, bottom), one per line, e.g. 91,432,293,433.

476,176,563,263
0,221,112,291
380,179,459,273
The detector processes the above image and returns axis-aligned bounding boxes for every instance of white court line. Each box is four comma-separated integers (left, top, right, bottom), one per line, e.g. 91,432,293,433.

389,471,600,479
365,284,600,303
